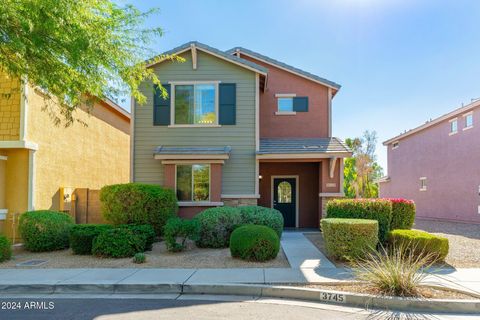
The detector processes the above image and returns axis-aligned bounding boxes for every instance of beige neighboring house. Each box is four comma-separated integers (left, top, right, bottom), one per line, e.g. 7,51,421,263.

0,71,131,241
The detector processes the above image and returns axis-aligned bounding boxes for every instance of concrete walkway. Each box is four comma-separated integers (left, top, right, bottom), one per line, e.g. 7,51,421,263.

281,232,335,269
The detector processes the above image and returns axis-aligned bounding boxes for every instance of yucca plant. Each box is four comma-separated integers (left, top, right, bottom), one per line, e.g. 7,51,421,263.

353,243,435,297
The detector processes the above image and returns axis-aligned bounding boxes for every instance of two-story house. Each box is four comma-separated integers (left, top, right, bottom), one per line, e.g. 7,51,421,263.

379,99,480,224
0,71,131,240
131,42,351,228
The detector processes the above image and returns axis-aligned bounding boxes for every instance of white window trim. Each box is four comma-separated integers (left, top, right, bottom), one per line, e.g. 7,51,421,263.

275,93,296,98
168,81,221,127
463,112,474,130
175,163,211,203
419,177,427,191
392,141,399,149
274,111,297,116
449,118,458,135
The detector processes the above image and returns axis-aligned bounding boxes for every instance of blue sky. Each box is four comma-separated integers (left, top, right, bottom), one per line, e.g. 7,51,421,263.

122,0,480,170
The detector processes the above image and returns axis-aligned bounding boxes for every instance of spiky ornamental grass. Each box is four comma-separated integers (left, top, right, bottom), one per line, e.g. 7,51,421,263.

353,244,435,297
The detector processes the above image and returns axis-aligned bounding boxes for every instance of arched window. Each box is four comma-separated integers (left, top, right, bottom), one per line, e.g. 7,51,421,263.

278,181,292,203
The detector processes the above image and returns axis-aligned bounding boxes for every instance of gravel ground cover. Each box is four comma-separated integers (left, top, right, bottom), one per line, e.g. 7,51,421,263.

0,240,290,269
413,219,480,268
307,219,480,268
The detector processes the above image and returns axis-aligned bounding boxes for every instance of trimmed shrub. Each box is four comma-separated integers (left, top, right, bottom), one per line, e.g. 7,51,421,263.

92,228,146,258
119,224,156,251
388,229,449,262
133,252,146,264
230,225,280,261
326,199,392,243
194,207,243,248
69,224,113,255
387,198,416,230
0,235,12,262
100,183,178,235
164,217,200,252
19,210,74,252
321,218,379,261
238,206,284,237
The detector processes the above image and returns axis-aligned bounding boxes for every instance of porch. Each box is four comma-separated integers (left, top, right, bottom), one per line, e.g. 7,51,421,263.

256,138,352,229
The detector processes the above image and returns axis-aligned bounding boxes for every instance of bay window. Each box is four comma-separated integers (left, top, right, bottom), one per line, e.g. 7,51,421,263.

176,164,210,202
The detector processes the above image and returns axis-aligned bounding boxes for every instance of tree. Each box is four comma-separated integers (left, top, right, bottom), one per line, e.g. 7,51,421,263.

0,0,183,126
343,130,383,198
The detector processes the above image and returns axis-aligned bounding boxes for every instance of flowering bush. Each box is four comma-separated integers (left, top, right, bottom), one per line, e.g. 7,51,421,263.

386,198,416,230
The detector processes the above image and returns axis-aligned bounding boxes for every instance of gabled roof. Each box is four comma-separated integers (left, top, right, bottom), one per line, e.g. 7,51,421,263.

146,41,268,75
257,138,351,156
383,98,480,145
226,47,341,91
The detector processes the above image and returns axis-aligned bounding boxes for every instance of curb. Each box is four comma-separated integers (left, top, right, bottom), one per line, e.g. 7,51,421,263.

1,283,479,314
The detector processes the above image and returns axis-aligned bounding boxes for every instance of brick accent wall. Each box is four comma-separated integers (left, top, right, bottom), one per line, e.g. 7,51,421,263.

0,72,21,140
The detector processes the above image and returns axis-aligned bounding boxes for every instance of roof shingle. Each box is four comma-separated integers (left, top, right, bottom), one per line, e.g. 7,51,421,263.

257,138,351,155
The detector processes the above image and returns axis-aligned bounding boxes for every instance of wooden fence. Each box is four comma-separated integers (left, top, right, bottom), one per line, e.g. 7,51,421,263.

71,188,105,224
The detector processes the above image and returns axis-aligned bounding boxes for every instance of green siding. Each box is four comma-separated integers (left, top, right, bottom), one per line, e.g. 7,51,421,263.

134,51,256,194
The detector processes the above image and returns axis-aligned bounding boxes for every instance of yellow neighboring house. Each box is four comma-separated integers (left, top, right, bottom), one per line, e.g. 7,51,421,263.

0,71,131,241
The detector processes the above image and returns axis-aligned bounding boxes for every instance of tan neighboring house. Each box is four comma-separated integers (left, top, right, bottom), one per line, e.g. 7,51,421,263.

0,71,131,241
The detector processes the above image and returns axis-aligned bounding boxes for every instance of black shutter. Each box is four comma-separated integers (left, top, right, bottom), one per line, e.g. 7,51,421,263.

219,83,236,125
153,84,171,125
293,97,308,112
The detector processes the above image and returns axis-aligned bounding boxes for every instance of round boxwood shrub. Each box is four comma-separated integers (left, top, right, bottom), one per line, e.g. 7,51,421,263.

69,224,113,255
230,225,280,261
118,224,156,251
387,198,416,230
194,207,242,248
238,206,284,238
321,218,379,261
100,183,178,235
92,228,146,258
0,235,12,262
326,199,392,243
19,210,74,252
388,229,449,262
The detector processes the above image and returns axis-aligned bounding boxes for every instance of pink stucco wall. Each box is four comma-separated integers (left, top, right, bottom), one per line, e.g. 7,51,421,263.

380,106,480,223
239,55,332,138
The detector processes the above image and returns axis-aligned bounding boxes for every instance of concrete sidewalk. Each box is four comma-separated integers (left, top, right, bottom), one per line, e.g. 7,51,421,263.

0,232,478,297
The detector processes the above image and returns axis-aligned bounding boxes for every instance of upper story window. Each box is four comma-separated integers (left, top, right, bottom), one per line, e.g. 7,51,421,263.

176,164,210,202
392,141,399,149
464,112,473,130
274,93,308,115
449,118,458,135
174,83,217,125
419,177,427,191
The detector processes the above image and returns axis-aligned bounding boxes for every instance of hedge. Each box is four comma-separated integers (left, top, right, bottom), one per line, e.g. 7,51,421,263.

230,225,280,261
118,224,156,251
19,210,74,252
92,228,146,258
326,199,392,243
194,207,243,248
388,229,449,262
238,206,284,238
387,198,416,230
0,235,12,262
100,183,178,235
321,218,379,261
69,224,113,255
164,217,200,252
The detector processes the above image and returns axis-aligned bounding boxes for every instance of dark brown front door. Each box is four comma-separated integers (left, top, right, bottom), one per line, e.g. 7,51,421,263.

273,177,296,228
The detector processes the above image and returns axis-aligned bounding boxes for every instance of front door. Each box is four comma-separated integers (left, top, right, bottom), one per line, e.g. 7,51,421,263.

273,177,297,228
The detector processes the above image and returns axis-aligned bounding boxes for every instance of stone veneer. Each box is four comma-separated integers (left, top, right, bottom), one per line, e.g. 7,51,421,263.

0,72,21,140
222,198,258,207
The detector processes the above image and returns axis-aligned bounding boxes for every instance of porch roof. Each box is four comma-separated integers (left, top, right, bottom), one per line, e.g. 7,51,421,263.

257,138,351,158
